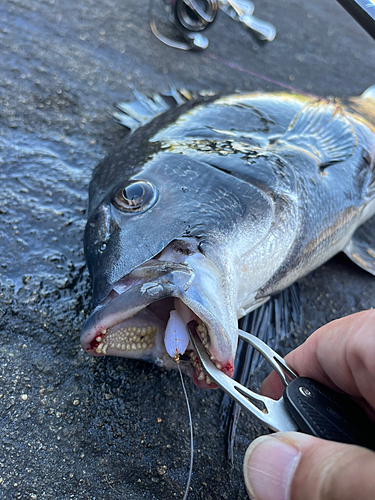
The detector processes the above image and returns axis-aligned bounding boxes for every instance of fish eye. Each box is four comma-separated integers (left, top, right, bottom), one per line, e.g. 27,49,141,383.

112,181,158,213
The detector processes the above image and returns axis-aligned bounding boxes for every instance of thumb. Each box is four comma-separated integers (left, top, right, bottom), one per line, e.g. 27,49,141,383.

243,432,375,500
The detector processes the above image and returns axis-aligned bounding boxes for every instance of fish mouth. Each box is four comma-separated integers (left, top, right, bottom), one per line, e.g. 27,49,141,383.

80,260,235,389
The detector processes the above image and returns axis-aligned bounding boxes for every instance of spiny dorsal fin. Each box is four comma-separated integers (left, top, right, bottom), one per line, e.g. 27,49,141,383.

113,86,201,133
281,101,356,167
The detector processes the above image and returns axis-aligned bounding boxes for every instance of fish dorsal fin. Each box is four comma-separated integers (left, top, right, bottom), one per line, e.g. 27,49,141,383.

113,86,196,133
281,101,356,167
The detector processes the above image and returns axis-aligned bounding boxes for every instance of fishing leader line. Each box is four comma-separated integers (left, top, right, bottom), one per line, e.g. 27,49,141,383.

176,359,194,500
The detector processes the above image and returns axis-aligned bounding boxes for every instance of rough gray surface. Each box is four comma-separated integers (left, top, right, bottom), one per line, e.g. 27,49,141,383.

1,1,375,499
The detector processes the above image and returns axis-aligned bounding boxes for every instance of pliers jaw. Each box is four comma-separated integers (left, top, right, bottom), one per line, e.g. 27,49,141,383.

190,329,299,432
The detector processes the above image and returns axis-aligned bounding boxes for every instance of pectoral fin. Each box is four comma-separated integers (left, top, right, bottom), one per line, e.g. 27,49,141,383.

281,101,356,168
344,218,375,276
361,85,375,101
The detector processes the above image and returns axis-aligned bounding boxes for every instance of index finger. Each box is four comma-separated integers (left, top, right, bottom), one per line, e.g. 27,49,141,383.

261,309,375,415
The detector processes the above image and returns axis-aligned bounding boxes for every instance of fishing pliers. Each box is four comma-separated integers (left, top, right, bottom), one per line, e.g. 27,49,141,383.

191,329,375,450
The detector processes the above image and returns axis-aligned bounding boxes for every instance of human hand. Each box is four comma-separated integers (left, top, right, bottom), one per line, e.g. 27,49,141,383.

243,309,375,500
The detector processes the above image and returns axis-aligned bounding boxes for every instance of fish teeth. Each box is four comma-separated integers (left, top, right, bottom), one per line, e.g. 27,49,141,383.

192,321,223,383
94,324,157,354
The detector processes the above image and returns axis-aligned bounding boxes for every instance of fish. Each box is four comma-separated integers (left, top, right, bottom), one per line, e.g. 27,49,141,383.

80,86,375,388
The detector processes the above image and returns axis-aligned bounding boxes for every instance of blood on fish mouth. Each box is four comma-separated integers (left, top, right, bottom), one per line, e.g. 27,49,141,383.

86,295,231,389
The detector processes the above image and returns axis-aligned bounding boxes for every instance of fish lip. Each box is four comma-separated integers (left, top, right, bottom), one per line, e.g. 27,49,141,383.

80,261,195,353
80,260,235,388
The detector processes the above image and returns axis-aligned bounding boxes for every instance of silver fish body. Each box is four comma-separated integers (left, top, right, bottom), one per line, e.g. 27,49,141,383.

81,88,375,387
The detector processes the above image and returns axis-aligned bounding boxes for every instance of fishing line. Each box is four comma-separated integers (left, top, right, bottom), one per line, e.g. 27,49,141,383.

204,53,314,96
177,360,194,500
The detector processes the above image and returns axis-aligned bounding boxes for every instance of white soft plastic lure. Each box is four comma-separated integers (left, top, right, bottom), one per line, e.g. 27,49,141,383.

164,309,191,358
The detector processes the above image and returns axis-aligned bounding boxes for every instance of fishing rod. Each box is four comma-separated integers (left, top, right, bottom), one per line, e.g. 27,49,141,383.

335,0,375,39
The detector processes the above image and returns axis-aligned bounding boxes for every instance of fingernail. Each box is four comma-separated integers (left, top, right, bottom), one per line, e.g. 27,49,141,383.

243,435,300,500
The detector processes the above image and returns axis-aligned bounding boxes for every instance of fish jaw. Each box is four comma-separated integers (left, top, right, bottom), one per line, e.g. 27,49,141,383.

80,261,195,367
178,251,237,384
80,245,237,389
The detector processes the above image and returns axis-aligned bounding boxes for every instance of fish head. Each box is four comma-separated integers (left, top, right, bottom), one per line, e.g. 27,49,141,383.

82,149,270,387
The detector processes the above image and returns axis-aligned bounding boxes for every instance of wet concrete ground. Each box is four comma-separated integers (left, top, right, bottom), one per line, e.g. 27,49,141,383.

1,0,375,498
